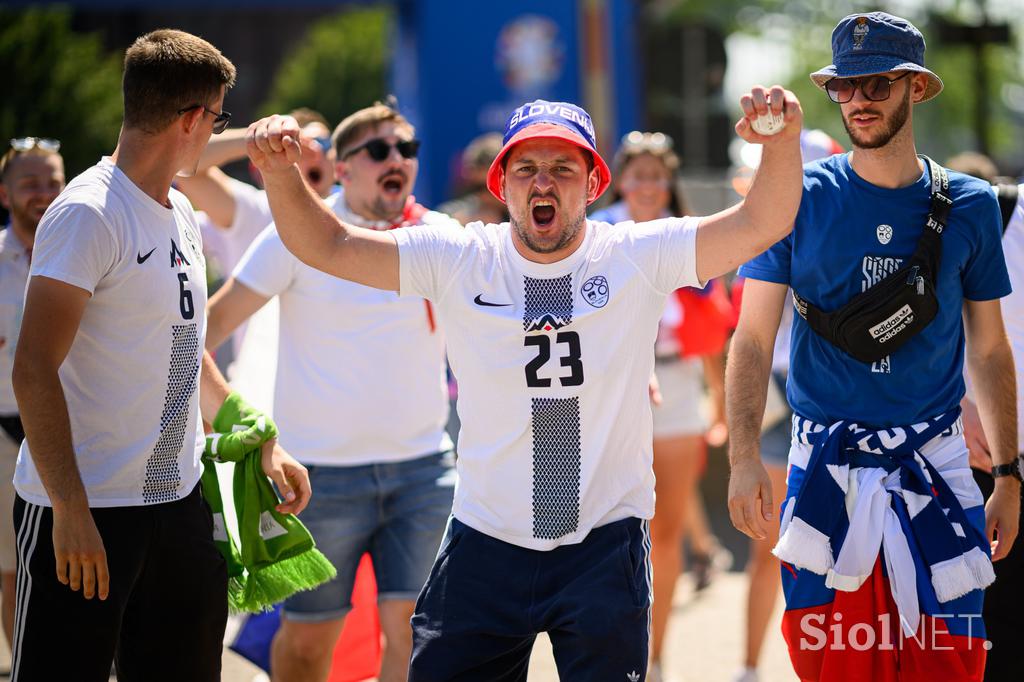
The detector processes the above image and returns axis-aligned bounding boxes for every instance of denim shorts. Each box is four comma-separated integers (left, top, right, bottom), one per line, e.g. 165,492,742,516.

282,451,456,622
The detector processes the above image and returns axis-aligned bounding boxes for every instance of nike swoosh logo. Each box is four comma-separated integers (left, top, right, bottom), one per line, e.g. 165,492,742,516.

136,248,156,264
473,294,512,307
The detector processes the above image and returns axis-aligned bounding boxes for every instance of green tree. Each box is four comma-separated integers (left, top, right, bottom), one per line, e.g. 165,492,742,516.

260,7,390,126
648,0,1024,168
0,7,123,177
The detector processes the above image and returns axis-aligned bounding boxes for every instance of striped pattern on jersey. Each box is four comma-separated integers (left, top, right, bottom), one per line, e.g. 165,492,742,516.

524,274,581,540
143,322,199,503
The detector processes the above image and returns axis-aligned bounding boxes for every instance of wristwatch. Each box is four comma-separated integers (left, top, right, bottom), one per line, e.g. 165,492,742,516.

991,455,1024,482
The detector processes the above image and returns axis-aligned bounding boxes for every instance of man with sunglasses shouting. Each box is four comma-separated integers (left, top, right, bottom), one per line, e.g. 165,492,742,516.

206,101,456,682
10,30,311,681
727,12,1018,682
246,84,804,679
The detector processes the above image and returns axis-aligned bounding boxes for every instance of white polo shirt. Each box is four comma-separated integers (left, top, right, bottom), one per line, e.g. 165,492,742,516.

232,192,454,466
394,217,701,550
15,158,207,507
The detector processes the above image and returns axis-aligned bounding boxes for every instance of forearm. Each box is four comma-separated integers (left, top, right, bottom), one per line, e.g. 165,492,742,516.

194,128,249,172
199,350,233,424
967,340,1019,467
726,334,773,465
262,166,349,274
13,367,88,511
737,140,804,249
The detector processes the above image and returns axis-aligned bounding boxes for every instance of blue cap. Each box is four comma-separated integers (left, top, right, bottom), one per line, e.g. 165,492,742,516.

487,100,611,203
810,12,943,102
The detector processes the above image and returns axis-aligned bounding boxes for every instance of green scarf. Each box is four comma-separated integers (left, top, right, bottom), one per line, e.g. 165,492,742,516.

200,392,336,613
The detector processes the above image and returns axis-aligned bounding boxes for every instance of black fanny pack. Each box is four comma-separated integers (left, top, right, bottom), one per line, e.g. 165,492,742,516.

792,156,952,365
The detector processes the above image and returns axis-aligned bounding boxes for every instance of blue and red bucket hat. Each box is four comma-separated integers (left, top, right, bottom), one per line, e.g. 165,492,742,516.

486,100,612,204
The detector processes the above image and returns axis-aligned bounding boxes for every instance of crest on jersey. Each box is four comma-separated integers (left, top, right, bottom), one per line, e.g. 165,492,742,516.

876,224,893,245
169,238,190,268
581,275,609,308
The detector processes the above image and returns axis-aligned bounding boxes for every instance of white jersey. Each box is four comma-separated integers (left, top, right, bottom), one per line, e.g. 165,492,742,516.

1003,187,1024,452
394,217,701,550
0,229,31,414
15,158,207,508
233,192,453,466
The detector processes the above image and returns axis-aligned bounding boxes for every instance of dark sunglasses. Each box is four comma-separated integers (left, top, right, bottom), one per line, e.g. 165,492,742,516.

824,72,912,104
342,138,420,162
10,137,61,153
177,104,232,134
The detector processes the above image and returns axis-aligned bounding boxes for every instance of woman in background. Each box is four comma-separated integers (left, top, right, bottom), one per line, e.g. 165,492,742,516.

591,132,731,682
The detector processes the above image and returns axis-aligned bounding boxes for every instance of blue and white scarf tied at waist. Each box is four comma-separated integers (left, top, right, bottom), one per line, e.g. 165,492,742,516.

773,409,994,635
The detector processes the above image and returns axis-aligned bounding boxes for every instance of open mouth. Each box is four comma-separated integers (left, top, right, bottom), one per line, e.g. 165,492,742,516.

532,199,556,227
380,174,405,196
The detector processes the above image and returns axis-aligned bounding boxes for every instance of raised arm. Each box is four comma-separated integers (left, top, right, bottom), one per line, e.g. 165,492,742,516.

175,128,249,228
695,86,804,283
247,115,399,291
725,278,788,539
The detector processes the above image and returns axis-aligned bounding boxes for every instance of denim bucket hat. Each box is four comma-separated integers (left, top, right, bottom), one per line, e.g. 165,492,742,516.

810,12,943,102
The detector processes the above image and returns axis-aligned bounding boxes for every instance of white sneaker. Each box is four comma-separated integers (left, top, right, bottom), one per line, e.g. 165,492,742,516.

731,667,759,682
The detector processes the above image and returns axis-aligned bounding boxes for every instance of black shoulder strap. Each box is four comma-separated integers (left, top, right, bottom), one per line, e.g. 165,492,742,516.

994,183,1018,236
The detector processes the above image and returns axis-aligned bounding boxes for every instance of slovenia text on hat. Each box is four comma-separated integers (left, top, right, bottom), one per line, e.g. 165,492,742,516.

486,100,612,203
810,12,943,102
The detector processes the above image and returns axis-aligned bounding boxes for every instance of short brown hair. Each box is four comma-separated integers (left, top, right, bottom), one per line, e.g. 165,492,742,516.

122,29,236,134
0,146,62,182
289,108,329,130
332,101,414,159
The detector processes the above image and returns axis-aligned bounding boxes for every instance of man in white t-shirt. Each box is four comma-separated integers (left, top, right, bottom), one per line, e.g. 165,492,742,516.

0,138,65,665
958,179,1024,681
245,89,804,680
207,102,455,682
10,30,310,681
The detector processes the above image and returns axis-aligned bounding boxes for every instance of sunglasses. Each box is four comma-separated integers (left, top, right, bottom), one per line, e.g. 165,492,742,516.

10,137,61,153
342,138,420,162
825,72,912,104
177,104,232,134
619,131,674,154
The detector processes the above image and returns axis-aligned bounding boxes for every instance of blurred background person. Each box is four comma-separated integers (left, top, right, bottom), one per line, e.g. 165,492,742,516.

591,131,732,682
728,128,842,682
0,136,64,667
436,132,508,225
944,150,1023,682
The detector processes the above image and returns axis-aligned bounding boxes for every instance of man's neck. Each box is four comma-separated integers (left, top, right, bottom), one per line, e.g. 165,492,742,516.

848,130,924,189
341,193,404,227
7,220,34,251
111,129,181,207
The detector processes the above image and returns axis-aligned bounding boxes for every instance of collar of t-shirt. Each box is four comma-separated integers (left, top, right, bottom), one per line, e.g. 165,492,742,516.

333,193,427,231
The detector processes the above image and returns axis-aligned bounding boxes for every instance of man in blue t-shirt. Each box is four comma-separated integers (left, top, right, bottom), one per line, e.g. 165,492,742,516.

726,12,1019,682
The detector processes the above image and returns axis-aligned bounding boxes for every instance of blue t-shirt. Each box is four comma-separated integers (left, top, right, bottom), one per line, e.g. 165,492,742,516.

738,153,1011,427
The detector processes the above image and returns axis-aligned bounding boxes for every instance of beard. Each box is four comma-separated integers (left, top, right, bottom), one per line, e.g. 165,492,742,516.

511,206,586,254
9,201,44,234
842,86,911,150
